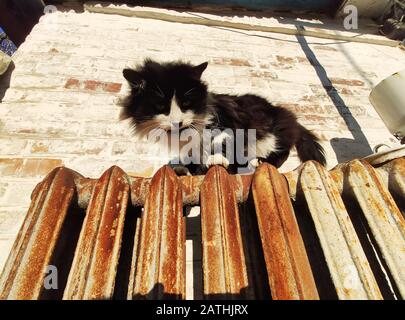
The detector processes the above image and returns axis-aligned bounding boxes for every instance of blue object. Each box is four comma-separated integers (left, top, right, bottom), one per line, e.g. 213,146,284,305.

0,27,17,56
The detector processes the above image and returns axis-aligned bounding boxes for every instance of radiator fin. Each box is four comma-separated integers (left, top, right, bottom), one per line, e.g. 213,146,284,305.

300,161,382,300
64,166,129,299
0,167,76,299
347,160,405,298
200,166,249,299
130,166,185,299
252,163,319,300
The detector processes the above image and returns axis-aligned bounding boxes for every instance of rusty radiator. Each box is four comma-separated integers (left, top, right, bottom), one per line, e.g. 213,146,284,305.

0,158,404,300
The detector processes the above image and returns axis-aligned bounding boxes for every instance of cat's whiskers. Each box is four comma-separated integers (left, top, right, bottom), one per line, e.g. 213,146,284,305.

190,122,204,132
135,119,162,138
184,87,196,96
189,124,200,133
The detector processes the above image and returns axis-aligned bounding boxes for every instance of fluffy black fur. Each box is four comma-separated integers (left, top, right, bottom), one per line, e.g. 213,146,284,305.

121,59,326,172
120,60,209,128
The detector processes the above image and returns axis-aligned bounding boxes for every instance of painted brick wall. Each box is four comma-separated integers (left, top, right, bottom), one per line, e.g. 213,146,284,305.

0,8,404,274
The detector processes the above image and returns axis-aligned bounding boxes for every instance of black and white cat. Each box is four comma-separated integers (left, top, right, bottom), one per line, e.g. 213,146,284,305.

120,59,326,174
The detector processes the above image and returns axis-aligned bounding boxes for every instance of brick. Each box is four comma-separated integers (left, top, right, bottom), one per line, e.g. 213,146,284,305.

271,55,312,68
1,103,119,122
80,121,132,138
30,142,49,153
330,78,365,87
280,104,330,116
63,157,157,179
2,88,97,104
83,80,100,91
338,87,354,95
64,78,122,93
298,114,349,130
10,74,65,89
20,158,63,177
0,215,23,234
313,45,338,52
276,55,295,64
0,139,28,155
249,70,278,79
111,140,153,157
250,77,270,89
0,158,62,178
0,159,24,176
65,78,80,89
29,140,109,156
1,119,83,137
103,82,122,93
0,182,37,207
211,58,253,67
0,183,9,199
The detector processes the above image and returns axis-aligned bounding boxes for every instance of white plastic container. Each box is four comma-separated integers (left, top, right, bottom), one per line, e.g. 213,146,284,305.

369,69,405,139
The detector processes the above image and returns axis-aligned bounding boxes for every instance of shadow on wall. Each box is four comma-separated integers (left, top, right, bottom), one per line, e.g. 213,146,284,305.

295,26,373,163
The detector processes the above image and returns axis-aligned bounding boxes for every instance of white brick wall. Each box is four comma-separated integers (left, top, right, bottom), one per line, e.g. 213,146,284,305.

0,7,404,280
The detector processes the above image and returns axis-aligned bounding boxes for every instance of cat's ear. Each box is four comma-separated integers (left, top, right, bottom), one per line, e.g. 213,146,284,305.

192,62,208,79
123,68,146,92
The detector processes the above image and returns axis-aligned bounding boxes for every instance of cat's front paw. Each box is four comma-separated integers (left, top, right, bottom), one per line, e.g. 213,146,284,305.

248,158,260,169
205,154,230,169
248,158,265,170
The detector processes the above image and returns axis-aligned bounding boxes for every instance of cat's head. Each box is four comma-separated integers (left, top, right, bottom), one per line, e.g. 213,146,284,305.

120,59,212,137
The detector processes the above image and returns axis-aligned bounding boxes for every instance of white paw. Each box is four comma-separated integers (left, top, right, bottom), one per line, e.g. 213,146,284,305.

248,158,260,168
205,154,230,168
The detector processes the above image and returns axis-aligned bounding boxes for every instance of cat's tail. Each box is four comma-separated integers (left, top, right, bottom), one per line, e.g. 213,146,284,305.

295,125,326,166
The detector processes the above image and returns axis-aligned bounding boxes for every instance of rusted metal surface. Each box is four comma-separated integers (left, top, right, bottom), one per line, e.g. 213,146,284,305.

300,161,382,300
64,166,129,299
127,216,142,299
1,156,405,300
252,163,319,300
347,160,405,298
284,147,405,200
0,167,76,299
129,177,155,207
72,173,252,209
376,157,405,200
200,166,249,299
129,166,185,299
390,157,405,199
363,145,405,166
